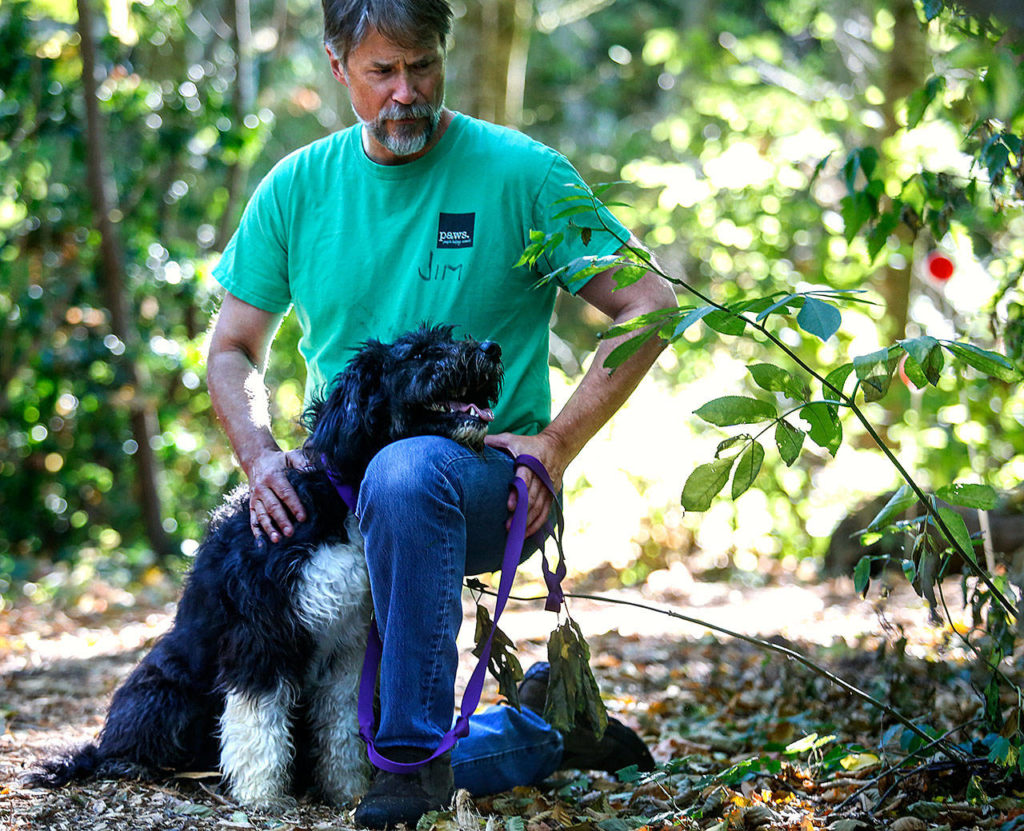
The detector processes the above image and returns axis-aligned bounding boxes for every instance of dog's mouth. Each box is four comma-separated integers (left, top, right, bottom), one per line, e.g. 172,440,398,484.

426,400,495,424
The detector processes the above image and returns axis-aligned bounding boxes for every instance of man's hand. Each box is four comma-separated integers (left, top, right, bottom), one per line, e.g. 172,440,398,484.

485,431,567,538
246,449,311,544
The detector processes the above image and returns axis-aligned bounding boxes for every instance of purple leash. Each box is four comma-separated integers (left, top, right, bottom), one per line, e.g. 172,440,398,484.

325,452,563,773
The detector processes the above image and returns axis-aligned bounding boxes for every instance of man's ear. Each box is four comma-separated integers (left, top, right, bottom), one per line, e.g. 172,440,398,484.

326,44,348,86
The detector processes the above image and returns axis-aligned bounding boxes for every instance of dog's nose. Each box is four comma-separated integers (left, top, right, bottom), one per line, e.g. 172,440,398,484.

479,340,501,360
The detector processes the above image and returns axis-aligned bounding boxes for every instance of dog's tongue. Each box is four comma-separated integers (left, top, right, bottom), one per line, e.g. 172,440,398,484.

449,402,494,422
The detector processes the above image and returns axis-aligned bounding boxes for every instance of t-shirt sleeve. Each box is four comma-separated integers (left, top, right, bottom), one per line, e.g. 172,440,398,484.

531,151,633,295
212,163,292,313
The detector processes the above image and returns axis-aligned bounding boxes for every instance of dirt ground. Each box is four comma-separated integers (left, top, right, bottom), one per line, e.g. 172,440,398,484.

2,574,1022,831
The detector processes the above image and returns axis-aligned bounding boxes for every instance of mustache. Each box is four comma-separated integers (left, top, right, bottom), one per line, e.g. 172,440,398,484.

376,102,438,122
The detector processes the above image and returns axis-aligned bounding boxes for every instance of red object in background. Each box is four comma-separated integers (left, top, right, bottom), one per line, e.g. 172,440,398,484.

898,354,911,386
926,251,955,281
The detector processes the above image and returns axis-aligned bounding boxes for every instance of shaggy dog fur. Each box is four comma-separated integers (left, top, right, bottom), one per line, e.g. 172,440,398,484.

28,325,503,809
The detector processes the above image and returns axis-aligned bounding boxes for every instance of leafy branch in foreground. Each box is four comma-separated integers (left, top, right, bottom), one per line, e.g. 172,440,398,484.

525,178,1024,770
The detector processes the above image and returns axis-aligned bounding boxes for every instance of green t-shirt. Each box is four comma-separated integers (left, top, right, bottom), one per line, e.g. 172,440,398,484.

213,112,630,436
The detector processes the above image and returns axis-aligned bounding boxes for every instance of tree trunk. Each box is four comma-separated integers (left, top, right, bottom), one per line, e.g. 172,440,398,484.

76,0,173,560
462,0,529,126
878,0,929,342
215,0,256,250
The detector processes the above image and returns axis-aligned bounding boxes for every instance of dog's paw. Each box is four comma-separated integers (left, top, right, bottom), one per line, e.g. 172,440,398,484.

313,779,369,808
235,792,299,814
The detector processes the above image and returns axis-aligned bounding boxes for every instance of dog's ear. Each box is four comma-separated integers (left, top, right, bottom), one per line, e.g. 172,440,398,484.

304,339,390,483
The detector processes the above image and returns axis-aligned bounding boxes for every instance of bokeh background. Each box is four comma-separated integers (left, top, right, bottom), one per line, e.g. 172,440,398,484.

2,0,1022,612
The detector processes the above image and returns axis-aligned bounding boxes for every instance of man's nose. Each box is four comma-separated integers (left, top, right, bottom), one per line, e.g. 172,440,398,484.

392,70,417,105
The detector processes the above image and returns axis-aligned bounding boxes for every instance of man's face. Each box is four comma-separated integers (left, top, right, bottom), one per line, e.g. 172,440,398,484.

329,28,446,164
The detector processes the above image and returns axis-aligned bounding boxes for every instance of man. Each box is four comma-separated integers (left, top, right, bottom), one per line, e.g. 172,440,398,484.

207,0,676,826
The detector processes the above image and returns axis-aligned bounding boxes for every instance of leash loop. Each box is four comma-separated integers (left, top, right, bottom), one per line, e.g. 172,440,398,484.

334,452,562,774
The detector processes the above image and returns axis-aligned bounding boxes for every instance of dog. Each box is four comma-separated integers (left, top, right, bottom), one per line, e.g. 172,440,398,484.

28,324,503,809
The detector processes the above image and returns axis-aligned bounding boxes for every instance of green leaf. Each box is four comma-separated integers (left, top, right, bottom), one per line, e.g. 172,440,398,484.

867,210,901,261
987,736,1017,767
823,363,854,401
785,732,836,754
589,180,627,197
775,420,805,466
681,458,735,511
810,153,832,186
668,305,715,340
936,482,998,510
867,485,917,531
853,347,899,402
854,556,872,597
901,558,917,583
704,309,747,336
553,204,603,220
921,0,944,21
694,396,777,427
899,336,944,386
906,75,946,129
934,504,976,561
797,296,841,342
899,353,928,389
841,191,876,242
602,307,679,339
747,364,810,401
754,293,799,322
548,254,623,288
843,147,879,192
731,442,765,500
612,262,650,289
516,230,565,268
800,402,842,455
603,326,660,370
942,341,1019,382
716,434,751,458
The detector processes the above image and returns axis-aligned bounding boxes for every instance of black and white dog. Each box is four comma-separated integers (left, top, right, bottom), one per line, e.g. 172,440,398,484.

30,324,503,809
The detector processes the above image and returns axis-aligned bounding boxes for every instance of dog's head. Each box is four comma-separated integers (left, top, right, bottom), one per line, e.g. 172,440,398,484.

303,324,504,484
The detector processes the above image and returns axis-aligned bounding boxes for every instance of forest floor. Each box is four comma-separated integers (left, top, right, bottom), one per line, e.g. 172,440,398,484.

2,569,1023,831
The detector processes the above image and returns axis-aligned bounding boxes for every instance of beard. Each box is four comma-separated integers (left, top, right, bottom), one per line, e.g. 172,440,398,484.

356,99,444,157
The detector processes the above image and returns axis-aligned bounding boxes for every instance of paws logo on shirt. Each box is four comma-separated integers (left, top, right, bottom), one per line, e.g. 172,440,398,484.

437,213,475,249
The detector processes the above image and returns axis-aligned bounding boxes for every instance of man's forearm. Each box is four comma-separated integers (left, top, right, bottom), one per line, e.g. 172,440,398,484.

207,349,282,478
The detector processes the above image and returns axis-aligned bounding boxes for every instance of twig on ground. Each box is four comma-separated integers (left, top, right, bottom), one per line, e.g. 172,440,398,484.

471,584,969,761
833,718,981,813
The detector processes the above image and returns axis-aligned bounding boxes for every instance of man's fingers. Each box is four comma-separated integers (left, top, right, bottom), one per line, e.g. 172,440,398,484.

526,483,551,537
274,475,307,523
284,448,314,472
251,476,303,541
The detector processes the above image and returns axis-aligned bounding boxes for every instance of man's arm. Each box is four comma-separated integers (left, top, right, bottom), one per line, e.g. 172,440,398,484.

207,292,309,543
486,236,677,535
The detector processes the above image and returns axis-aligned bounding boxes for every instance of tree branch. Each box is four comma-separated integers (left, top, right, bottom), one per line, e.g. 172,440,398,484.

470,583,969,760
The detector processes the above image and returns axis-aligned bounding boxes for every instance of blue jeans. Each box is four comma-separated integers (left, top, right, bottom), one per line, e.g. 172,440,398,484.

357,437,562,794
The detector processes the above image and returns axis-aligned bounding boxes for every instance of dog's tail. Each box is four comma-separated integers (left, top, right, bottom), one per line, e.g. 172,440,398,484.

25,744,133,788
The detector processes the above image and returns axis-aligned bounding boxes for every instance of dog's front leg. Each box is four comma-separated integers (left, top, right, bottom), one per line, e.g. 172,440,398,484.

219,679,298,809
304,620,372,805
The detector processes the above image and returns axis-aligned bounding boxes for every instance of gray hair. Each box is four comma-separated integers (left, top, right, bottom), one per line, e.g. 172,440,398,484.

322,0,453,65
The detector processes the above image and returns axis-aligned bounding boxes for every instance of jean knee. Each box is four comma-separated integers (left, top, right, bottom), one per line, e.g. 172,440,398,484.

359,437,466,509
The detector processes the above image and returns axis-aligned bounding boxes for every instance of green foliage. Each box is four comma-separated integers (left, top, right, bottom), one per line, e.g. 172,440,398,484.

526,0,1024,761
0,0,316,598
